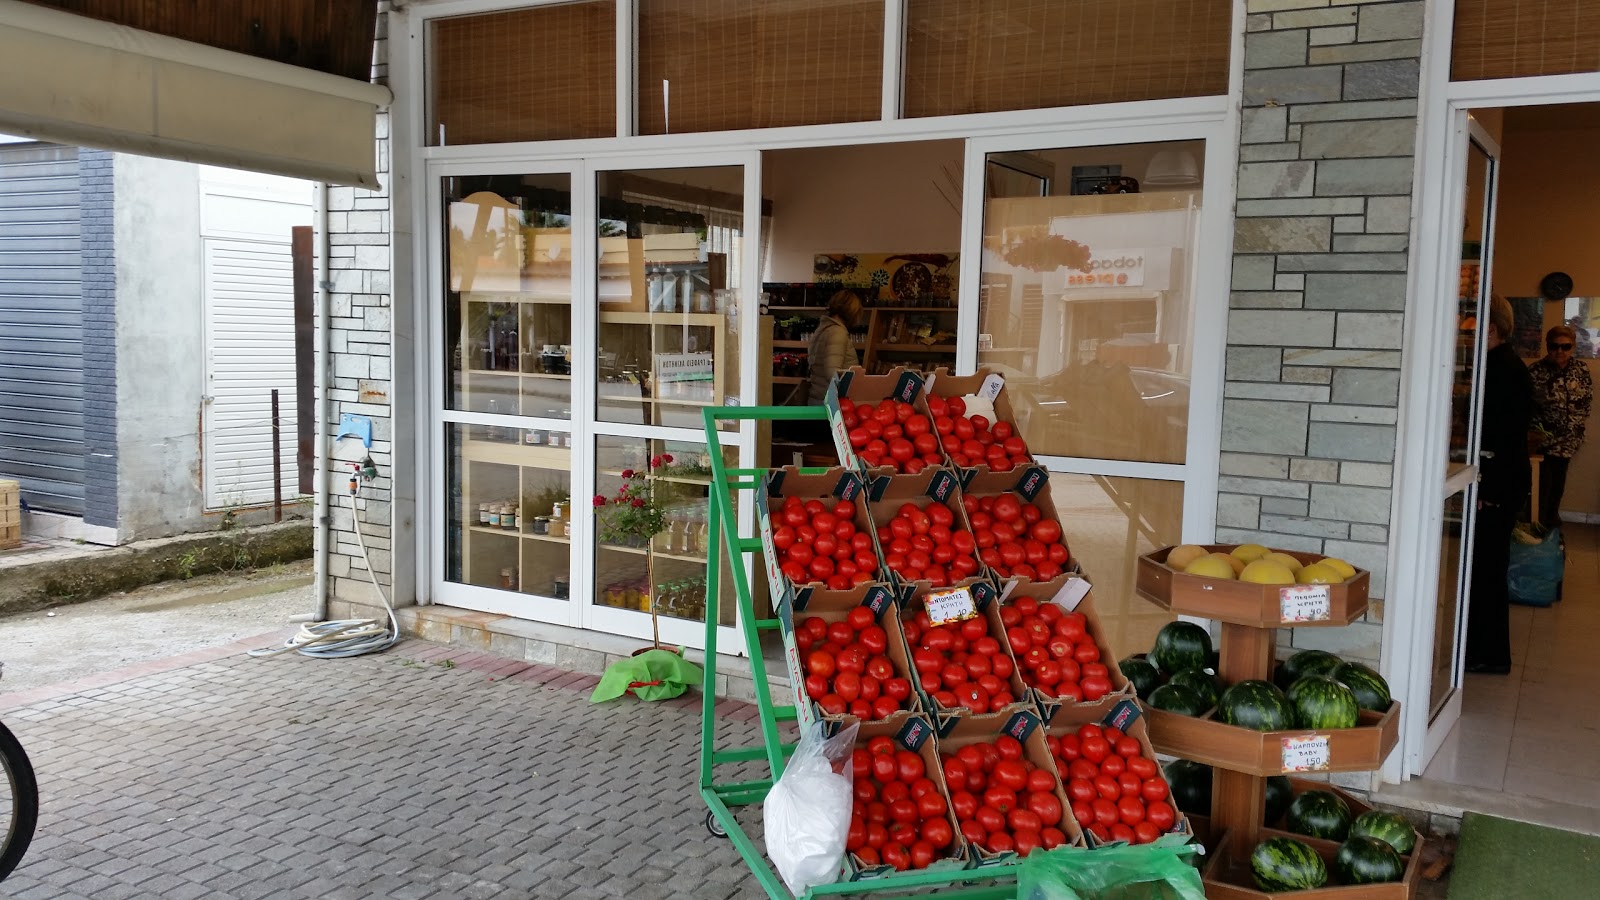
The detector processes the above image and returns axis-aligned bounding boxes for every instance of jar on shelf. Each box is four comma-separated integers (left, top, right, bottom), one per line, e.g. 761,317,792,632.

487,505,502,529
478,503,491,527
547,517,566,538
504,504,519,531
552,575,570,599
531,516,549,535
499,567,518,591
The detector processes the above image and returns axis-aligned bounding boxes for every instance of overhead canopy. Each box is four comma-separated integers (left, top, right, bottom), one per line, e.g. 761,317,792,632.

0,1,391,187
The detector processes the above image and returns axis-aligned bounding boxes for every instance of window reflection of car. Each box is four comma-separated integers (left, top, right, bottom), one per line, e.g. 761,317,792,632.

983,362,1189,463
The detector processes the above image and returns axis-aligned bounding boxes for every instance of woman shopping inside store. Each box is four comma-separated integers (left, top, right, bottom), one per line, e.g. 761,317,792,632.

1529,324,1593,528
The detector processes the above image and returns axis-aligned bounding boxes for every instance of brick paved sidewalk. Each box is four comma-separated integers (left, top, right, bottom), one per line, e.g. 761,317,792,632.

0,637,781,899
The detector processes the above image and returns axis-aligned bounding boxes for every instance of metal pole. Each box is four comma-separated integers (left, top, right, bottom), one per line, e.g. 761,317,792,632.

271,389,283,523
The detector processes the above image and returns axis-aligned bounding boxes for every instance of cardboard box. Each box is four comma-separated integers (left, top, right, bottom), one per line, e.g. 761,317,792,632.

842,715,969,880
1202,818,1423,899
0,478,18,551
898,580,1032,735
862,467,996,590
1143,699,1401,778
757,466,888,612
824,367,938,475
777,582,924,734
1137,544,1371,628
960,466,1077,593
1043,698,1195,849
997,578,1134,720
922,367,1034,478
935,708,1086,865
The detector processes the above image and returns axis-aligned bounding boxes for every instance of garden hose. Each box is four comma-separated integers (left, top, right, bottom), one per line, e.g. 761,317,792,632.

250,458,399,660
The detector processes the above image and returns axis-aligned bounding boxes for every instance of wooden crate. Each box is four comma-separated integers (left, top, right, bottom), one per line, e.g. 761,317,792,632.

0,479,19,550
1137,544,1371,628
1202,824,1423,899
1145,701,1401,778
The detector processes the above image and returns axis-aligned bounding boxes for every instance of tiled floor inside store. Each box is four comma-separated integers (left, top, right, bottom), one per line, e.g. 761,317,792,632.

1421,523,1600,821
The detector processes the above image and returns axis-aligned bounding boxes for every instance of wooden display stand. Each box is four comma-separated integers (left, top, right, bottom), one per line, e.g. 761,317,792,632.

1139,546,1420,899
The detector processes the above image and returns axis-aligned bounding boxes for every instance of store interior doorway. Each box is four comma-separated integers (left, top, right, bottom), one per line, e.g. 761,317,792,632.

1421,102,1600,833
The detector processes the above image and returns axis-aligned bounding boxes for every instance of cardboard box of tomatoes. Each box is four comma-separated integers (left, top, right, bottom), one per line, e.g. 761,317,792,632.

922,367,1034,477
843,715,969,879
757,466,891,612
997,578,1135,720
1044,698,1194,849
824,367,945,476
778,581,926,734
935,709,1085,866
862,467,997,590
898,580,1035,735
959,466,1077,593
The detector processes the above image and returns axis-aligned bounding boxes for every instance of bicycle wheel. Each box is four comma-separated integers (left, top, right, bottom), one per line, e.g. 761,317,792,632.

0,719,38,881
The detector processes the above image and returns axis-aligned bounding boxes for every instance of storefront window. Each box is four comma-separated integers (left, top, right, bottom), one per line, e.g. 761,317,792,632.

594,166,743,430
445,424,574,601
903,0,1232,118
445,173,574,420
976,141,1205,465
636,0,883,135
1050,473,1183,656
428,2,616,146
594,436,737,626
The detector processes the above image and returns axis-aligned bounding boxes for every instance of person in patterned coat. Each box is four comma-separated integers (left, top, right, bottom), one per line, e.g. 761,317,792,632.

1529,324,1594,528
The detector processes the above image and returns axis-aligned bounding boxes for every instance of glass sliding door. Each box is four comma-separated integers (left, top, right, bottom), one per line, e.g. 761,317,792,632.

438,168,580,623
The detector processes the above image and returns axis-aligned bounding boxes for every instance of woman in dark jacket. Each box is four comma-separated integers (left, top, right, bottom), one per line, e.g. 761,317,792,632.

1465,294,1532,675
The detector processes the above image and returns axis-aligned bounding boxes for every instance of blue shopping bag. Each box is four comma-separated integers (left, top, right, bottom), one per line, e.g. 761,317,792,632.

1508,524,1562,608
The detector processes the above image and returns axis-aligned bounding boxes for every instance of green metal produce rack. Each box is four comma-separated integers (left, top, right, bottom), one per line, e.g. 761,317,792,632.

698,405,1022,899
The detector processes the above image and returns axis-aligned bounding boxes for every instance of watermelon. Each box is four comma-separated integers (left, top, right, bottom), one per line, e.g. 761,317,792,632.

1277,649,1342,688
1119,656,1162,700
1333,662,1392,713
1287,790,1352,840
1250,836,1328,892
1349,810,1417,855
1335,836,1405,884
1265,775,1293,826
1168,667,1220,710
1148,683,1208,717
1151,622,1212,676
1165,759,1213,815
1286,675,1360,729
1218,680,1294,731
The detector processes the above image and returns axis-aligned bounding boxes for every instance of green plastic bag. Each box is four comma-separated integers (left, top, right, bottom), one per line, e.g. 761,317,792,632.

589,648,702,702
1017,844,1206,900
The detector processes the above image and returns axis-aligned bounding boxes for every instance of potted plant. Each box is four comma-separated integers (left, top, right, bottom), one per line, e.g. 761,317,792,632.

594,452,675,649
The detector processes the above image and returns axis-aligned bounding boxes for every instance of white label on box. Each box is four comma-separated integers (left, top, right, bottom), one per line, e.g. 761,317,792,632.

1282,735,1331,772
926,587,978,626
1279,585,1332,623
979,374,1005,401
1049,577,1092,611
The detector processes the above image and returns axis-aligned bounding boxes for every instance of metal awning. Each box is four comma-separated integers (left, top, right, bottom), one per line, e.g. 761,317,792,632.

0,1,391,187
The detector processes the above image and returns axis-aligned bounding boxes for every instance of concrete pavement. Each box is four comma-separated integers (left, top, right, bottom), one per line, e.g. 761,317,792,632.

0,638,776,899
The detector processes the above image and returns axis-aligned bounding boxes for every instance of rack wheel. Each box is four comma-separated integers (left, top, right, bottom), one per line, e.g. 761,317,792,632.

705,810,728,839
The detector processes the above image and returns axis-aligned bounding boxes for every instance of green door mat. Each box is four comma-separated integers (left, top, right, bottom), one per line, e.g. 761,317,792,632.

1449,812,1600,899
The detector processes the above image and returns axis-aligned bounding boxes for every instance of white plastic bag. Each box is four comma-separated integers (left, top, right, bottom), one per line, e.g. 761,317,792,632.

764,721,858,893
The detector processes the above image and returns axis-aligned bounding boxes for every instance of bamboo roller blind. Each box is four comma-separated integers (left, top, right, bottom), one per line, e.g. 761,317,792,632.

429,2,617,146
636,0,884,134
1453,0,1600,80
903,0,1232,118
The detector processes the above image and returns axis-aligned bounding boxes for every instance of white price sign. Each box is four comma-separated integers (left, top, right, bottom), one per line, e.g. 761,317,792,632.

1281,735,1332,772
1279,585,1332,623
926,587,978,626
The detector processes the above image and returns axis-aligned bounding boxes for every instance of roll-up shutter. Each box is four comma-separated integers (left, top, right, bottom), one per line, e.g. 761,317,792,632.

0,142,84,515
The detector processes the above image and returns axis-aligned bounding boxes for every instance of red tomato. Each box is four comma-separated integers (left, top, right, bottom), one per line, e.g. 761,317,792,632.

818,694,847,715
1094,775,1121,802
1080,736,1109,764
881,842,910,871
1073,642,1101,665
872,754,898,783
1141,778,1169,803
1100,754,1125,779
1126,756,1158,780
1072,801,1096,827
1092,798,1120,828
1067,759,1098,782
1146,800,1176,832
872,696,900,719
1066,778,1096,803
1026,769,1056,795
992,760,1029,792
1055,616,1086,641
1081,674,1113,701
1110,823,1136,844
993,494,1023,522
950,788,978,821
896,751,925,784
1042,826,1068,850
1057,734,1081,761
1134,821,1161,845
883,678,912,701
916,791,947,820
975,805,1006,834
1026,791,1063,827
1116,737,1142,759
995,735,1024,761
986,832,1014,854
921,817,953,850
1118,773,1142,798
960,819,986,845
1117,796,1145,826
1013,828,1042,858
807,651,836,678
834,672,862,703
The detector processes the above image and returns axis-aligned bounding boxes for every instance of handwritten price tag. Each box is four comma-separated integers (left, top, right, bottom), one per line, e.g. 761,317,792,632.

926,587,979,626
1279,585,1332,623
1281,735,1332,772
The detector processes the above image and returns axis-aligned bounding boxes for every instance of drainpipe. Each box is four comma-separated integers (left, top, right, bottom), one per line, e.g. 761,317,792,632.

308,180,334,622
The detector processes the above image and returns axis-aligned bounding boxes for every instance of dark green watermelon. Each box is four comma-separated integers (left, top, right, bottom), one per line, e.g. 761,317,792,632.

1165,759,1212,815
1350,810,1417,855
1151,622,1212,676
1333,662,1392,713
1286,675,1360,729
1119,656,1162,700
1168,667,1220,710
1265,775,1293,827
1250,836,1328,892
1335,836,1405,885
1277,649,1342,688
1218,680,1294,731
1148,683,1208,717
1287,790,1353,840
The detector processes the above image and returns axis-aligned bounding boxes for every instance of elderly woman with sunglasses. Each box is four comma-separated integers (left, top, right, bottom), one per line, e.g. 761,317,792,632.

1529,324,1594,529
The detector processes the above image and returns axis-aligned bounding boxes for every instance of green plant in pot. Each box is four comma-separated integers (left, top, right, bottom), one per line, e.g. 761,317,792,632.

595,453,674,650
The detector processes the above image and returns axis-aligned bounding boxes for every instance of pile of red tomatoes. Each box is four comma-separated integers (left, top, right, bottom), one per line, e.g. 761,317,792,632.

961,492,1070,582
797,608,914,721
876,501,982,588
901,609,1021,715
770,496,880,590
1050,722,1177,845
1000,596,1116,703
838,399,943,474
926,395,1032,472
942,734,1072,857
847,736,956,870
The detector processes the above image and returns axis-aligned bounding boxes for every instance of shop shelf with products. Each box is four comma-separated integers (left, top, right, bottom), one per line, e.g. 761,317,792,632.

454,434,574,603
758,295,958,383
